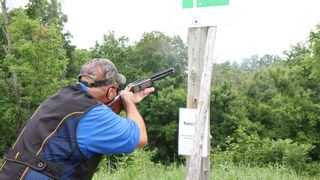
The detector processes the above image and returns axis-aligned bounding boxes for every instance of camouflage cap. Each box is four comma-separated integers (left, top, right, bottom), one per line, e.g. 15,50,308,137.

79,58,126,87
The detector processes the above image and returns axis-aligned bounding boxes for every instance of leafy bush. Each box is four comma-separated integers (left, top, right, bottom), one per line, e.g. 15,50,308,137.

215,126,317,174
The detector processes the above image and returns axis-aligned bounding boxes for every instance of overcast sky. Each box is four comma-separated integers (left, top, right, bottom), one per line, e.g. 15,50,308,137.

10,0,320,63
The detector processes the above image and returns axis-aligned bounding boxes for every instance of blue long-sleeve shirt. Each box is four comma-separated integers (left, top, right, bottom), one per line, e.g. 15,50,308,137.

76,83,140,157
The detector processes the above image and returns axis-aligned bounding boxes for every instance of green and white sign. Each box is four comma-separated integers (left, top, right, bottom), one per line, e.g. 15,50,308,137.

183,0,229,8
169,0,232,27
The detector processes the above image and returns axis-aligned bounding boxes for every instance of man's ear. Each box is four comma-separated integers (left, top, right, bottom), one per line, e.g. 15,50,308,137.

106,88,117,100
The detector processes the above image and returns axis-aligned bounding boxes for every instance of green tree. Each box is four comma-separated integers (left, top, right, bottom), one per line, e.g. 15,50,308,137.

26,0,67,29
66,49,91,80
26,0,75,78
0,8,68,155
133,31,187,73
90,31,131,81
128,31,187,88
142,85,186,162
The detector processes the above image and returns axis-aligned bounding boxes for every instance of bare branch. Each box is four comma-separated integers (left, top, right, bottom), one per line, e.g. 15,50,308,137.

1,0,12,55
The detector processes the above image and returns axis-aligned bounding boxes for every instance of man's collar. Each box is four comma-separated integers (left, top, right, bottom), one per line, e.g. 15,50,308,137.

76,82,89,93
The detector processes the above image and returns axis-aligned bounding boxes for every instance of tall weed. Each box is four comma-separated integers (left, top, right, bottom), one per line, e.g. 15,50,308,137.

93,149,184,180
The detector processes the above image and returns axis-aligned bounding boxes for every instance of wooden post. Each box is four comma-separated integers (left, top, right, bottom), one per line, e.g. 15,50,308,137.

186,26,217,180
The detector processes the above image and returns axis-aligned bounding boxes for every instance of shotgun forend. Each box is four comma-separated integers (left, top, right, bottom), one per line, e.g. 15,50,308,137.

129,68,174,93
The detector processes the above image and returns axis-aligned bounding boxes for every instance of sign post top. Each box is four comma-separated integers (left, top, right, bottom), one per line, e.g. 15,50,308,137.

170,0,232,27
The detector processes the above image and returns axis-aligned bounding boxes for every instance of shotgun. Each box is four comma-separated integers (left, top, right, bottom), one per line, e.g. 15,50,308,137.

107,68,174,114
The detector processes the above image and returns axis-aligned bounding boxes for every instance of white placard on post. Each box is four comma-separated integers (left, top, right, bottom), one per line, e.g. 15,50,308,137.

178,108,208,157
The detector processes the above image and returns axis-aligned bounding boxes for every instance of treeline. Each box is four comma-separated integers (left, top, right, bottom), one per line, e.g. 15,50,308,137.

1,0,320,174
210,32,320,173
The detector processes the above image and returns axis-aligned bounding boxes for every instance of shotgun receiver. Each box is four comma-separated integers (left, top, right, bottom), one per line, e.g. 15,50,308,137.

107,68,174,114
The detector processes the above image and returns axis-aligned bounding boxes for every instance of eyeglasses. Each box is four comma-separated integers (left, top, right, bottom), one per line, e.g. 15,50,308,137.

78,74,114,88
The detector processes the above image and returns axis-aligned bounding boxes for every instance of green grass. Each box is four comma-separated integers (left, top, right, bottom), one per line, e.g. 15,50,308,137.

1,151,320,179
93,163,184,180
212,163,320,180
93,161,320,180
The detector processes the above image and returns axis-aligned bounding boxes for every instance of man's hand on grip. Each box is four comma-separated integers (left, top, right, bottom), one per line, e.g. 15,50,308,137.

120,86,155,104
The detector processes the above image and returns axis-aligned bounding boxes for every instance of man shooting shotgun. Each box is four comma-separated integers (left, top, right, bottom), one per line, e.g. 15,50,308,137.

108,68,174,114
0,58,173,180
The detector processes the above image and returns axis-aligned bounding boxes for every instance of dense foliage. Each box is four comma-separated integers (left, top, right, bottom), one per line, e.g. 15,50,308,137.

1,0,320,176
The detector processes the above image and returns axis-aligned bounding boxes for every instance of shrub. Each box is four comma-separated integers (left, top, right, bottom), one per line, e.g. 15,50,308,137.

215,126,316,173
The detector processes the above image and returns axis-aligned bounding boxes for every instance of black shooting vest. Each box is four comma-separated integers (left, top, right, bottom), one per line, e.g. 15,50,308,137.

0,85,102,180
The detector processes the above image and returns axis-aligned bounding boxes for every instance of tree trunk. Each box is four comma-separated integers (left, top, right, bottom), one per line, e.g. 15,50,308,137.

1,0,12,54
1,0,22,133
